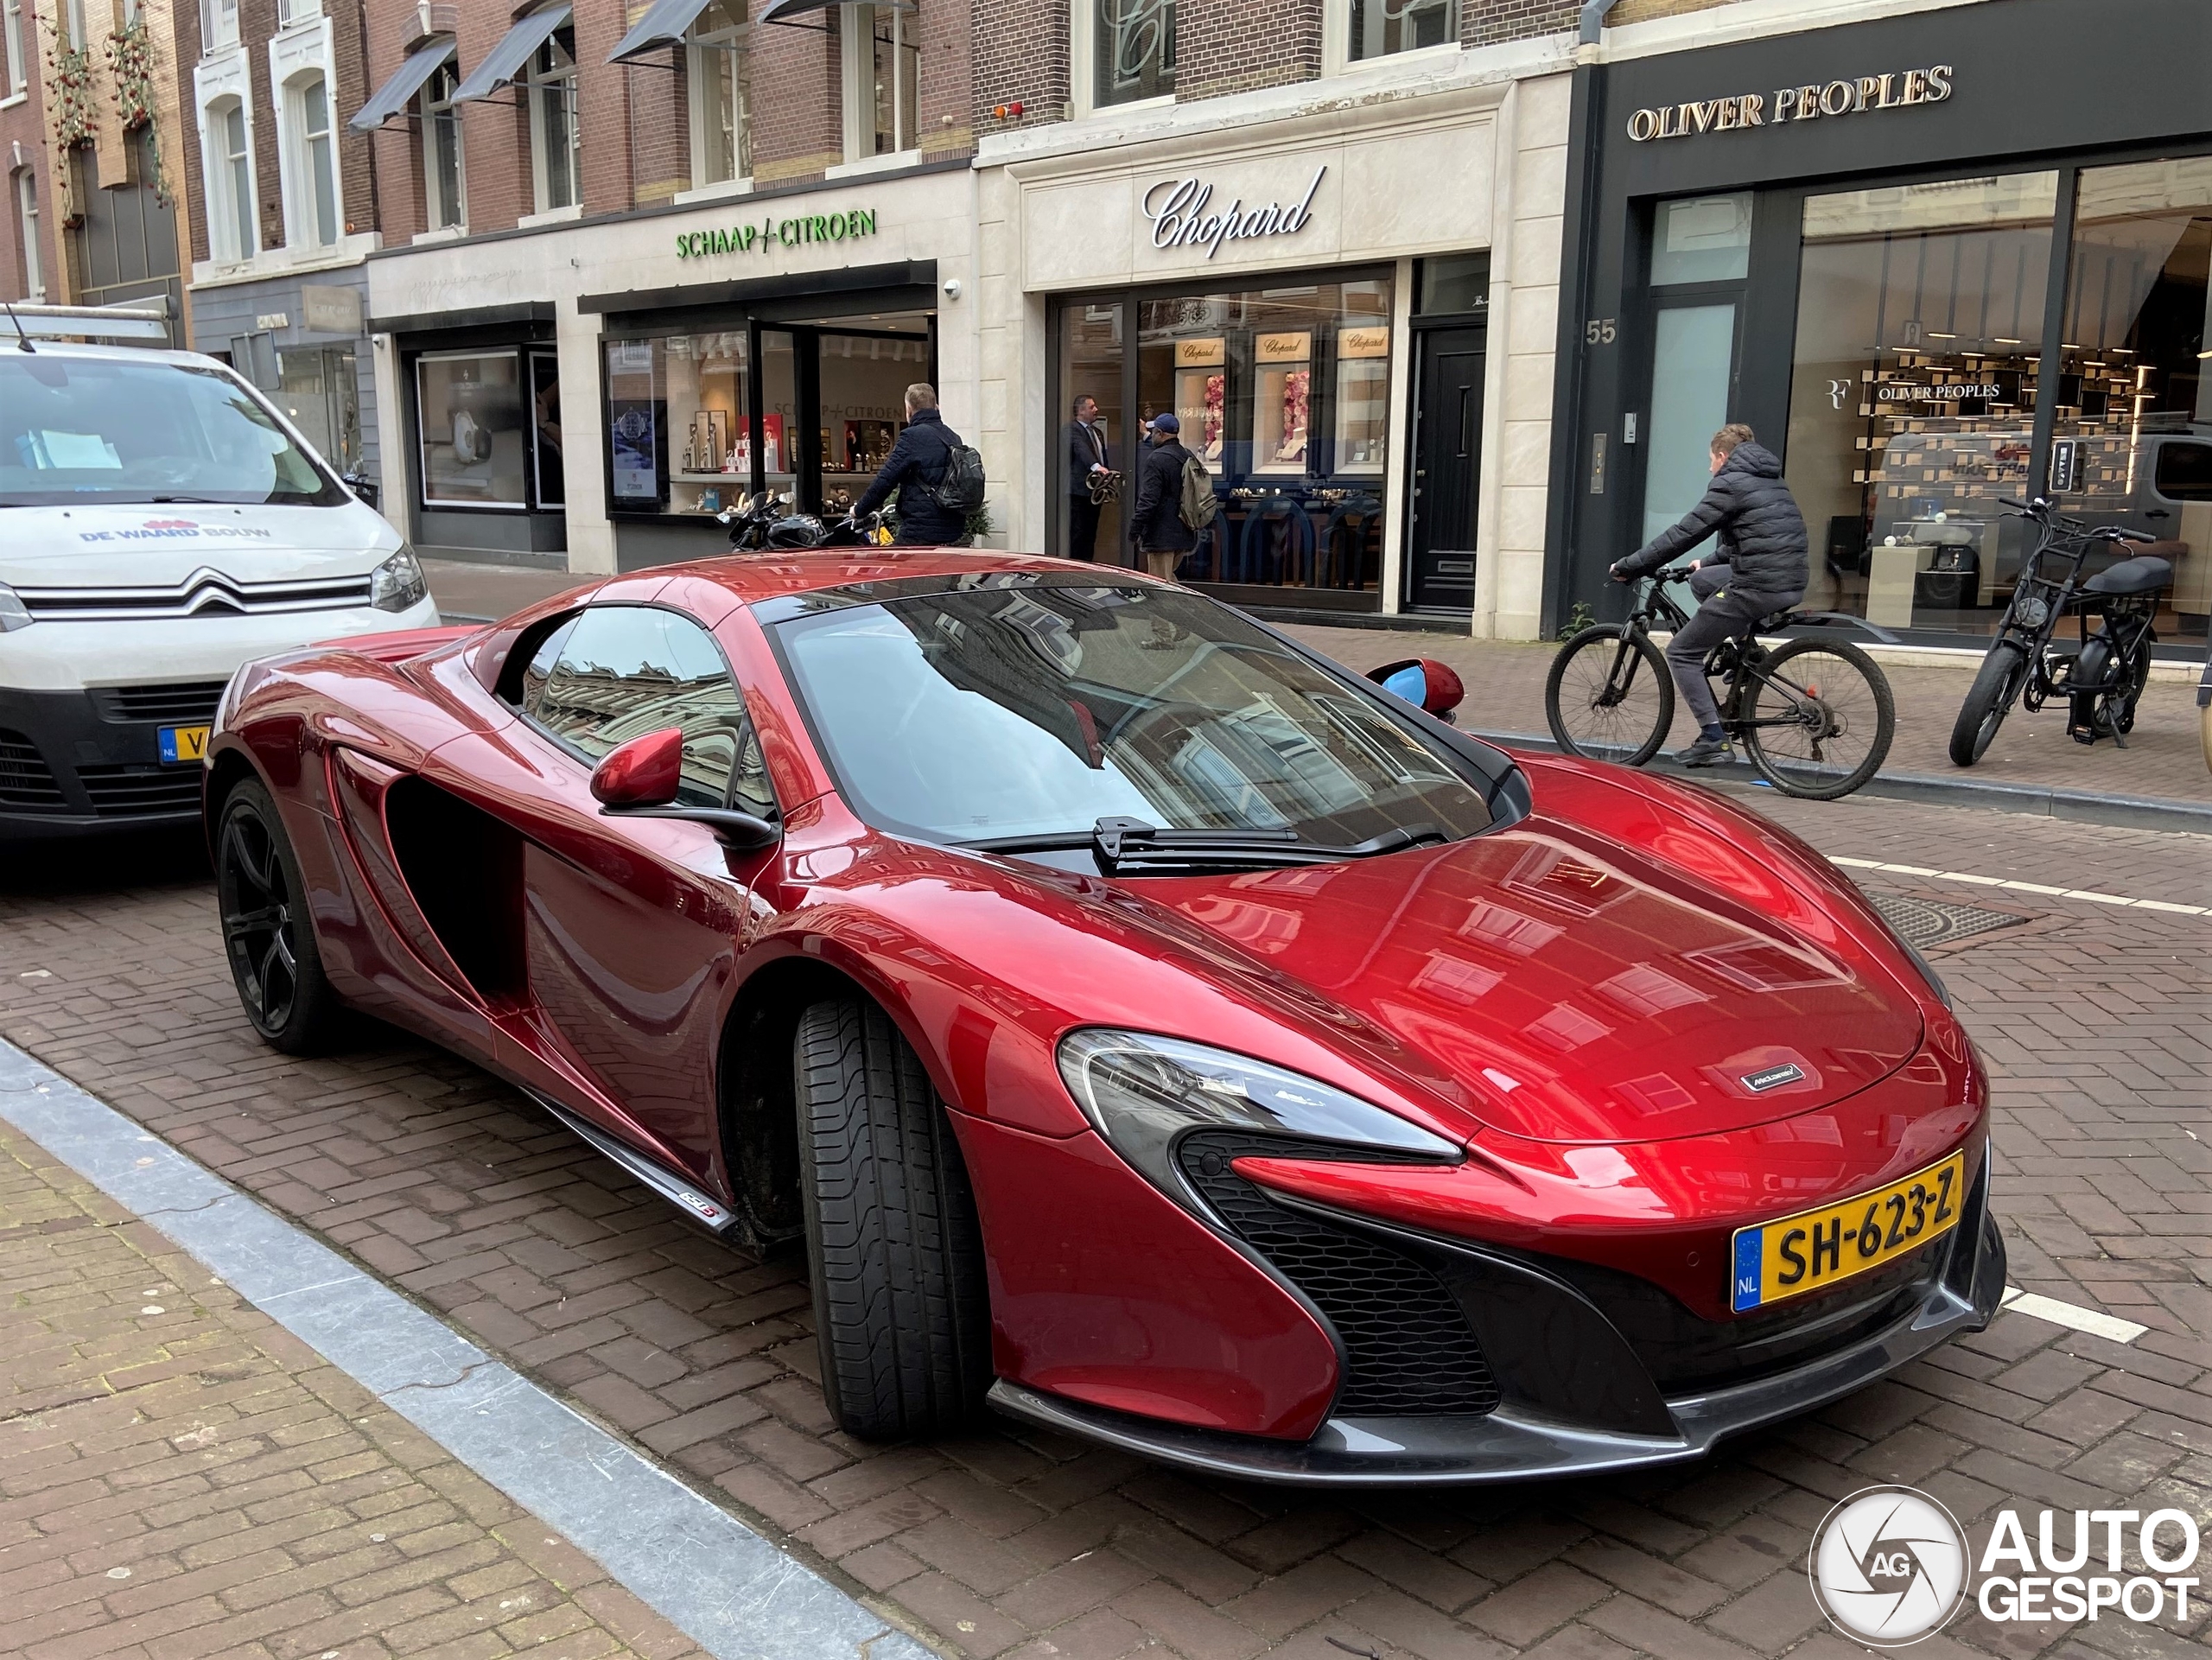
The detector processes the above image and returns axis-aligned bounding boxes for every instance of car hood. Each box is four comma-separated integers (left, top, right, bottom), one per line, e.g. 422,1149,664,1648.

1117,814,1924,1145
0,502,398,587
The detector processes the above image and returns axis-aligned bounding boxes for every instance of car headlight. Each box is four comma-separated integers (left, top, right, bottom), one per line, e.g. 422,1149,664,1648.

0,584,32,633
1897,938,1953,1009
370,546,429,614
1056,1030,1460,1218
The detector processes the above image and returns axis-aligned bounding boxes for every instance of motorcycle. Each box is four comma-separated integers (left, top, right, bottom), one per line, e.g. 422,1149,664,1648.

717,491,888,552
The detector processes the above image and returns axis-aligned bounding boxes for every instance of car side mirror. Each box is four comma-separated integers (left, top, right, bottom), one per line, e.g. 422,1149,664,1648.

591,726,782,852
1368,657,1465,722
591,728,683,809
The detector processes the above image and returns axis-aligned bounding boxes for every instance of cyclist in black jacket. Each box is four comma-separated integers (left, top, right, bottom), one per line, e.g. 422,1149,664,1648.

1611,423,1808,766
855,384,969,546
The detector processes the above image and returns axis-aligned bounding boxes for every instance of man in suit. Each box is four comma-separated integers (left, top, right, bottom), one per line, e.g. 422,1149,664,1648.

1064,394,1111,563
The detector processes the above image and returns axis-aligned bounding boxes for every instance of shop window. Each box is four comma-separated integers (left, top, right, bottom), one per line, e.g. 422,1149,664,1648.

1782,172,2057,633
3,0,25,96
606,331,747,515
14,170,40,301
1058,275,1391,591
1058,302,1125,563
1347,0,1456,62
421,59,465,231
690,1,751,187
2057,156,2212,635
1090,0,1175,110
205,96,257,261
531,352,564,507
285,72,340,251
842,3,916,161
529,23,581,213
417,351,528,508
277,346,359,476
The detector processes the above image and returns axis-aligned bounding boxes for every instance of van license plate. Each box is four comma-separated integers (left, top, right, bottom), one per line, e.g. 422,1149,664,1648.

1731,1151,1966,1313
159,724,211,765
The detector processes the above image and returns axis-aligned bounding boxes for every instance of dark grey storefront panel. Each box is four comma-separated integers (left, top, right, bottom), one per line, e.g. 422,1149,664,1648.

1548,0,2212,630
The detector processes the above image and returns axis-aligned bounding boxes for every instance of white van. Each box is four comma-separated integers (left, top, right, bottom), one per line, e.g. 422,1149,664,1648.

0,304,440,840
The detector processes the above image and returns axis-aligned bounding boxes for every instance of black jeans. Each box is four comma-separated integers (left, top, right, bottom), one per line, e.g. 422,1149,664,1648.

1667,569,1802,731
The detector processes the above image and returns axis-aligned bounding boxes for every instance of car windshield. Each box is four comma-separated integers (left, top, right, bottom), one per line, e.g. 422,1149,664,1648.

772,582,1495,852
0,355,344,507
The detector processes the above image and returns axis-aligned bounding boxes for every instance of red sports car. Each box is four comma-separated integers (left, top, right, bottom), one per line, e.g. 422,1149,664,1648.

203,551,2003,1485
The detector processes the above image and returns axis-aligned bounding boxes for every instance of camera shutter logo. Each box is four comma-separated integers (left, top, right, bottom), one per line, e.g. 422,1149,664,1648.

1808,1485,1970,1646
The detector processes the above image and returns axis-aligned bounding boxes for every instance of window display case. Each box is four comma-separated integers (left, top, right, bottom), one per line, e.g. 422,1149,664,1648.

1252,331,1312,477
1173,337,1226,465
1334,324,1389,476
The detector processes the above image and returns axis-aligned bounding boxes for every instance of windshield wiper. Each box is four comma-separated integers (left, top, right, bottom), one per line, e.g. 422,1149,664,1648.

148,495,226,504
969,816,1451,875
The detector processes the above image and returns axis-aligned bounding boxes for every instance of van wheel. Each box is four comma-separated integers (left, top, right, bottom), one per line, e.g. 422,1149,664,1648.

795,999,991,1440
215,779,346,1053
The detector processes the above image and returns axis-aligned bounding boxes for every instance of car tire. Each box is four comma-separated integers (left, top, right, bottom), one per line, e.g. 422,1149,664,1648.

214,778,347,1054
795,997,991,1440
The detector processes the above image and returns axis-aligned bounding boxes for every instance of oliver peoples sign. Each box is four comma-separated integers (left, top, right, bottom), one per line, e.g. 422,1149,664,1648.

1627,65,1953,142
1142,167,1325,259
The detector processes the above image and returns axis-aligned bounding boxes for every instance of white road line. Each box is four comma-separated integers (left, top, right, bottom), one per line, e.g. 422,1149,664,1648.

2000,1285,2148,1345
1828,855,2209,915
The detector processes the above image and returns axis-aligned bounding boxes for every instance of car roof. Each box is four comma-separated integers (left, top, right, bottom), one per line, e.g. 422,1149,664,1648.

2,338,238,372
668,549,1153,605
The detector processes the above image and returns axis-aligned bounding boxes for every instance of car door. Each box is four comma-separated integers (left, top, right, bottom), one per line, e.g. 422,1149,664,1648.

500,601,779,1177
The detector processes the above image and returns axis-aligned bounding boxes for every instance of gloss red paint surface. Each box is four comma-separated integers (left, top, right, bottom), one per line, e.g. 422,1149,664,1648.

212,550,1988,1442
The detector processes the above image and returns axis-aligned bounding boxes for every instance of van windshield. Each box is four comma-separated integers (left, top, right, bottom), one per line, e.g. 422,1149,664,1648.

0,355,346,507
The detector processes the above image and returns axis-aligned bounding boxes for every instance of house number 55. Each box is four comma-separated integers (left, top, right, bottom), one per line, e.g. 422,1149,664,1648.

1585,318,1618,344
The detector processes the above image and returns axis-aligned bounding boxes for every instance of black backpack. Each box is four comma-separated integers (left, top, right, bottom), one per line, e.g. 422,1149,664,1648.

933,439,987,516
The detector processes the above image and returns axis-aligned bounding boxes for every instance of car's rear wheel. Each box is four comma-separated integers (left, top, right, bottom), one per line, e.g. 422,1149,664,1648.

795,997,991,1439
215,779,346,1054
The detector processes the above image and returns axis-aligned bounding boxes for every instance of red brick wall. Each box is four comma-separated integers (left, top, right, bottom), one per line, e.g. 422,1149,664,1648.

973,0,1065,137
1463,0,1580,47
1179,0,1321,100
749,8,842,184
174,0,211,264
917,0,972,160
0,10,50,299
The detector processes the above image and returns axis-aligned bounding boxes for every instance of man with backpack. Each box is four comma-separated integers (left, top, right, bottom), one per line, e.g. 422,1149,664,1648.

1128,411,1216,581
854,384,985,546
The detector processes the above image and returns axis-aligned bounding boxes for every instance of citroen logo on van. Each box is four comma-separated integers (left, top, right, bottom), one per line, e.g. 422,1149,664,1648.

1743,1062,1806,1093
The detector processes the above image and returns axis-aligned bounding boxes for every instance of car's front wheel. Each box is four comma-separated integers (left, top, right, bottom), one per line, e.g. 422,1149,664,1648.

795,998,991,1439
215,779,346,1054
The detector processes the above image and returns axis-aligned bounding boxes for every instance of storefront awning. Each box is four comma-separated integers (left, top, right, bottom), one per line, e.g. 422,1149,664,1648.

348,38,455,132
608,0,715,63
449,3,570,105
755,0,909,22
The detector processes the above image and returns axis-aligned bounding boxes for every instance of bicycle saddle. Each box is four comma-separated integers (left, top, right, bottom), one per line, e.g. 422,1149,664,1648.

2082,556,2172,596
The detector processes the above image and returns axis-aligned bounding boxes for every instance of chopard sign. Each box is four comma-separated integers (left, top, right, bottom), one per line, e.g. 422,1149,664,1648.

1142,167,1325,259
1627,64,1953,142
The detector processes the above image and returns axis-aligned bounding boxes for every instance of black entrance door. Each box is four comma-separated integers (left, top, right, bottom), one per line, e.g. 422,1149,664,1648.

1407,328,1485,611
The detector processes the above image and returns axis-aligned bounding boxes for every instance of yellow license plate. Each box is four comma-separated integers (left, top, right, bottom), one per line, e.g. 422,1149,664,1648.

159,724,211,765
1731,1152,1966,1313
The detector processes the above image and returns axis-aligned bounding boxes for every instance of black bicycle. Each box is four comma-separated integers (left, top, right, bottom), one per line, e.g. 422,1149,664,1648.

1948,497,2167,766
1545,566,1896,800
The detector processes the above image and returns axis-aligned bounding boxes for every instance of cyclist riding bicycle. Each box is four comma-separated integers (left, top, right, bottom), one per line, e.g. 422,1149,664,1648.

1610,423,1808,766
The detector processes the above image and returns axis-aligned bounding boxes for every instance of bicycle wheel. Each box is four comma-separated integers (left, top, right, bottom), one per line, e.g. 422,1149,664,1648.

1740,637,1895,800
1948,639,2030,766
1546,625,1675,766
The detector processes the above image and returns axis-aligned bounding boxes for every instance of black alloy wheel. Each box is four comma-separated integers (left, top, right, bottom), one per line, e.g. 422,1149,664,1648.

216,779,344,1053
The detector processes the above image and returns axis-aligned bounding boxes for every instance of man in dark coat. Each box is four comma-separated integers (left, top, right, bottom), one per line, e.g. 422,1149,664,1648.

855,384,969,546
1128,412,1196,581
1611,423,1808,766
1064,394,1111,562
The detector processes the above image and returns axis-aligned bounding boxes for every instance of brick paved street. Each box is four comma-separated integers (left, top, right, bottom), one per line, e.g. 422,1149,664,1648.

3,789,2208,1660
0,1120,704,1660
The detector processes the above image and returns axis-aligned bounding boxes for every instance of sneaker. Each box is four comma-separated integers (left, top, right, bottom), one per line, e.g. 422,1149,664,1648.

1675,735,1732,767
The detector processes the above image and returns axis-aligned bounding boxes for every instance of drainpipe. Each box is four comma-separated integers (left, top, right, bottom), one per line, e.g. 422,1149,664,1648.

1537,0,1623,637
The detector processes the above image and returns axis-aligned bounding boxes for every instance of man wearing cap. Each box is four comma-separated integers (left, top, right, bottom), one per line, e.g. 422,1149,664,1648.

1128,410,1196,582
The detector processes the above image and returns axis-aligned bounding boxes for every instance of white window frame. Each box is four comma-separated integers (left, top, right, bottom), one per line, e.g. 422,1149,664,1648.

202,0,240,53
62,0,87,49
527,25,581,216
15,169,41,299
839,3,918,165
276,0,321,28
283,69,340,250
1070,0,1175,121
687,8,750,191
1322,0,1460,78
420,57,465,232
203,92,257,262
3,0,26,96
